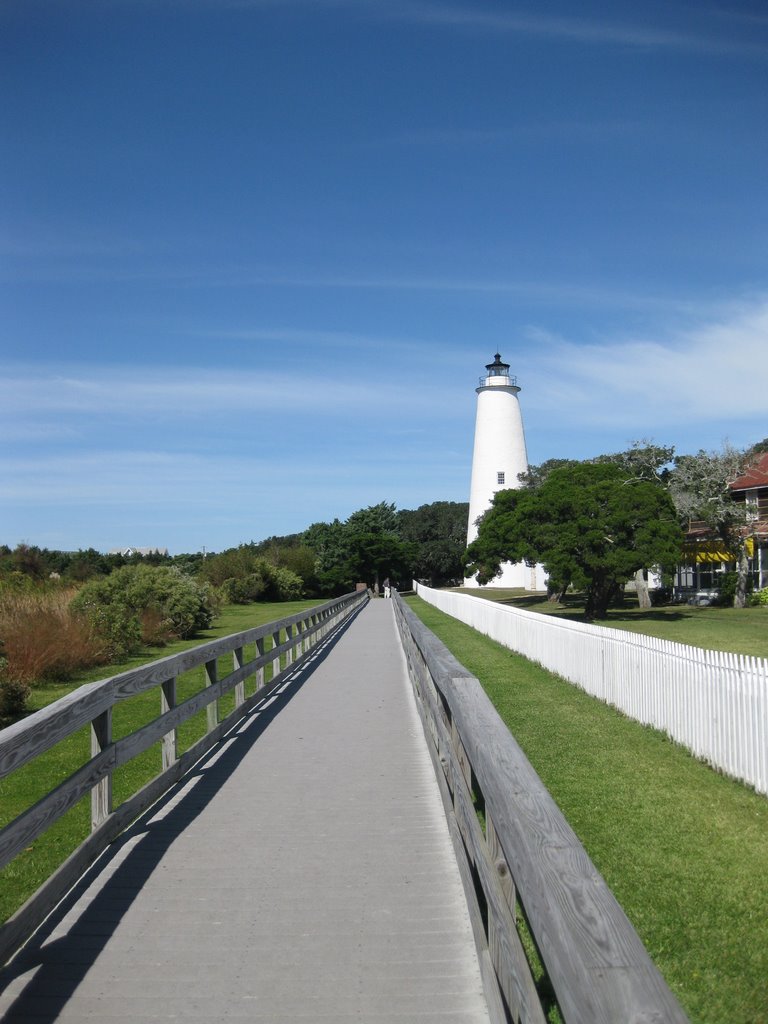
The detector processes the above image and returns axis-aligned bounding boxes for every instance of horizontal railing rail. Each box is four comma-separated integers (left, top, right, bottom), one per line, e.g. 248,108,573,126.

0,589,368,964
415,582,768,796
393,590,688,1024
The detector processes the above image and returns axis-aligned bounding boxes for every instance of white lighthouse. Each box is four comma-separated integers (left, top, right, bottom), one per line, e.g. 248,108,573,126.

465,353,546,590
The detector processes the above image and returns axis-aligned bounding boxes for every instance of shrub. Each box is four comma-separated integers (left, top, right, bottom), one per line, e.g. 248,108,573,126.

220,570,267,604
200,546,306,601
71,565,217,642
267,565,304,601
81,602,142,661
138,607,176,647
713,571,753,607
0,656,30,722
216,561,303,604
749,587,768,607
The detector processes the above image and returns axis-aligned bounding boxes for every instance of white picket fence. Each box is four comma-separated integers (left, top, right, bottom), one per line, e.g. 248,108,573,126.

414,583,768,796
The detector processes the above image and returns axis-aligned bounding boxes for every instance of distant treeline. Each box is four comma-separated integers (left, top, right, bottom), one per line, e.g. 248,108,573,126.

0,501,468,720
1,499,469,598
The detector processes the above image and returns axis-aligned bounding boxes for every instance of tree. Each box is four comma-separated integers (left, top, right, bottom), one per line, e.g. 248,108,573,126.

345,531,415,591
344,502,412,592
518,458,579,489
303,502,418,595
199,543,305,601
397,501,469,587
303,519,355,595
593,441,676,607
6,544,49,580
668,444,753,608
345,501,399,536
63,548,111,582
466,462,683,619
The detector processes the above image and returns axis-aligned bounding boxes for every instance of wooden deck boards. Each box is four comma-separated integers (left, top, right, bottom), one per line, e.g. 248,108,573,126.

0,600,490,1023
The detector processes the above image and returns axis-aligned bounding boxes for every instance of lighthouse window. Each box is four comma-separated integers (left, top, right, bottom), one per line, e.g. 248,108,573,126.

497,471,505,485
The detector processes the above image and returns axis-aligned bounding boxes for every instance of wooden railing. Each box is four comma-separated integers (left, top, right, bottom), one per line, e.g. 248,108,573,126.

392,591,688,1024
0,590,367,965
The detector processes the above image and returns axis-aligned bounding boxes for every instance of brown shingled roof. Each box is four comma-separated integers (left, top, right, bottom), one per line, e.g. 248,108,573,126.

729,451,768,491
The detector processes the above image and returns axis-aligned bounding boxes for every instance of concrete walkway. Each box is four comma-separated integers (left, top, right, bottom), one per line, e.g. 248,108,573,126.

0,600,490,1023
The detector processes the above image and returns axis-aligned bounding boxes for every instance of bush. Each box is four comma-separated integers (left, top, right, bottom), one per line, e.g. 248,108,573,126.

713,571,754,607
749,587,768,607
210,557,303,604
200,546,306,601
0,658,29,722
220,571,267,604
138,607,177,647
71,565,217,643
81,602,142,660
268,565,304,601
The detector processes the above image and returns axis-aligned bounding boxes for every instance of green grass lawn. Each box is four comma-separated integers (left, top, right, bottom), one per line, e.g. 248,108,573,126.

455,588,768,658
407,595,768,1024
0,599,321,925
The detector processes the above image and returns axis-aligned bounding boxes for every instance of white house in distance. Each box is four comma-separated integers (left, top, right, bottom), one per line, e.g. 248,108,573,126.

108,547,169,557
464,353,547,591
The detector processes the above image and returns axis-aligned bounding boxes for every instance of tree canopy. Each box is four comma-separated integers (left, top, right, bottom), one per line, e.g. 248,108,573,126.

466,461,683,618
668,444,753,606
396,501,469,587
300,500,469,594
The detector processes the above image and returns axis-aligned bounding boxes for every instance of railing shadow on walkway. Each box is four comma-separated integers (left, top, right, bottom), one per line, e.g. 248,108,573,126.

0,603,364,1024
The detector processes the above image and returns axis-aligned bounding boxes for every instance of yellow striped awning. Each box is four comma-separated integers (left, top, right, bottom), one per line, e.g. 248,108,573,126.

682,537,755,563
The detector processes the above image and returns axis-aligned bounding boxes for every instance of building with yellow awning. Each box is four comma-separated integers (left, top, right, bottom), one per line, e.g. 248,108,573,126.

674,452,767,601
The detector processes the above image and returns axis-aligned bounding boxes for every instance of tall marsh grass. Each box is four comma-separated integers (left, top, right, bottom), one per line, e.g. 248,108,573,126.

0,587,108,688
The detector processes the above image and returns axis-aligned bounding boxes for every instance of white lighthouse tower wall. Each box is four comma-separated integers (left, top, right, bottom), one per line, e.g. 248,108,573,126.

466,383,528,545
465,356,547,590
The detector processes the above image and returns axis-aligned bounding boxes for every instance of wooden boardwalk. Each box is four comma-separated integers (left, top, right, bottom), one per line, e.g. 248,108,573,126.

0,600,490,1023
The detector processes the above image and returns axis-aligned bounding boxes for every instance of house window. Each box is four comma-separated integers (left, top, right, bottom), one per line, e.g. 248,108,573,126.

745,489,760,523
497,471,505,485
676,564,695,589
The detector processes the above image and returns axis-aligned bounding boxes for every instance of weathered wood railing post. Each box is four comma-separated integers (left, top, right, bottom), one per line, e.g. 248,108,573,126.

233,646,245,709
90,709,112,830
285,624,294,667
205,658,218,733
256,637,265,690
161,676,177,771
271,629,281,680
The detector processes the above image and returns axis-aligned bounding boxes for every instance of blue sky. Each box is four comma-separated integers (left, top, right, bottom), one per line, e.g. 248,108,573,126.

2,0,767,554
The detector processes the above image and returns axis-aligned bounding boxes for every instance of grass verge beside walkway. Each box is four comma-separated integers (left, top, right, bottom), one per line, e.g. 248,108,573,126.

406,595,768,1024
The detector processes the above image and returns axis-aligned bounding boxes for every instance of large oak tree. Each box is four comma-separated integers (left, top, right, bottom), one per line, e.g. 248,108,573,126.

465,461,683,619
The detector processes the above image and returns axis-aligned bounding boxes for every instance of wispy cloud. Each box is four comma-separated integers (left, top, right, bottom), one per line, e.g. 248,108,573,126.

2,247,704,317
4,298,767,548
0,359,466,441
211,0,768,59
0,368,378,421
383,2,768,59
375,119,645,148
24,0,767,58
522,297,768,434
